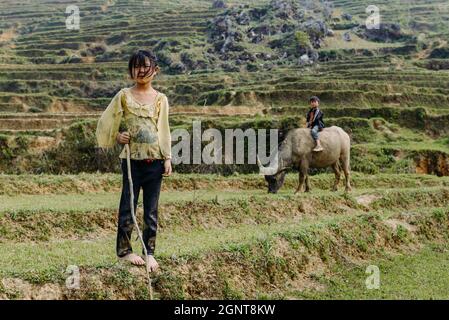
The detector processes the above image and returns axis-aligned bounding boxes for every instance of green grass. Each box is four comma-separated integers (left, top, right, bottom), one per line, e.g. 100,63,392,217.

0,171,447,298
0,204,447,291
1,172,448,195
294,244,449,299
321,30,404,50
2,185,448,245
363,141,449,154
0,189,288,213
1,185,448,214
0,213,356,280
1,0,449,299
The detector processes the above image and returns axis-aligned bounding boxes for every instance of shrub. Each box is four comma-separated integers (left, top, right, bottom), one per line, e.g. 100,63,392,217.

295,31,311,47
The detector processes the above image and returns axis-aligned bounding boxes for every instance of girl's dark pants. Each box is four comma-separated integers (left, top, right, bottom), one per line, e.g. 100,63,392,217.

117,159,164,257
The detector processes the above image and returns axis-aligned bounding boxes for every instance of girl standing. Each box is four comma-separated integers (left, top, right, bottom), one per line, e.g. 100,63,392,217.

96,50,172,271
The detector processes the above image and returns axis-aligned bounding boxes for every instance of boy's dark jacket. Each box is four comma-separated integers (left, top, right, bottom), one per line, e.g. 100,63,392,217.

306,107,325,130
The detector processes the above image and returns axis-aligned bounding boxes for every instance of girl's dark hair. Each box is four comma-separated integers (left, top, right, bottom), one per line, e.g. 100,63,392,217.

128,50,160,79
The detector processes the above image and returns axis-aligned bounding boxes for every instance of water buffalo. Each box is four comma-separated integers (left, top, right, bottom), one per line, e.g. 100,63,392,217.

257,126,352,193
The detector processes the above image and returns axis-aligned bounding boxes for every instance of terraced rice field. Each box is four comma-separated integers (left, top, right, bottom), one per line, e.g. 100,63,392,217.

0,173,449,299
0,0,449,300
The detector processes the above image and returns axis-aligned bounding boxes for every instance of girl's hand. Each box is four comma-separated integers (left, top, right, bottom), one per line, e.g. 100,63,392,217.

163,159,172,177
116,132,130,144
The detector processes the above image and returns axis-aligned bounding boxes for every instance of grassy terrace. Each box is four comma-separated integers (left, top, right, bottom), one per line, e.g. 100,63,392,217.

0,1,448,112
295,243,449,299
1,61,449,109
0,0,449,299
0,174,448,298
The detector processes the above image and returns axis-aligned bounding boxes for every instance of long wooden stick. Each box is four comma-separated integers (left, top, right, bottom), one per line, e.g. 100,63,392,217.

125,144,154,300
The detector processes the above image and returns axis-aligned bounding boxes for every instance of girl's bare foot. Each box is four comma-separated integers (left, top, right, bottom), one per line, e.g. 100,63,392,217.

119,253,145,266
146,255,159,272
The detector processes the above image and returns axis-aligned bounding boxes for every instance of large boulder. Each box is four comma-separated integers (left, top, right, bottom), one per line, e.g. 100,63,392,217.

341,13,352,21
429,47,449,59
302,19,328,48
236,11,250,25
356,23,409,43
343,32,351,42
169,62,187,74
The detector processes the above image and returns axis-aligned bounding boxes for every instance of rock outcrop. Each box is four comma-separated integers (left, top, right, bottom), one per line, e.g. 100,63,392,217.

206,0,332,71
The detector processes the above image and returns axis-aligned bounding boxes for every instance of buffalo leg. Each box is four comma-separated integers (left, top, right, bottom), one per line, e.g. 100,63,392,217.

295,171,307,194
305,175,311,192
331,162,341,191
341,154,352,192
295,160,309,194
